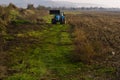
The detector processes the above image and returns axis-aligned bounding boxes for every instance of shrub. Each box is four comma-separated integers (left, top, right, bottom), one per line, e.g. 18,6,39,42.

7,3,18,9
27,4,35,10
9,10,20,21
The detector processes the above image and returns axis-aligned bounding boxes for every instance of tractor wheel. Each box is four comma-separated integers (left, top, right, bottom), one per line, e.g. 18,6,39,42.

52,19,56,24
60,19,65,24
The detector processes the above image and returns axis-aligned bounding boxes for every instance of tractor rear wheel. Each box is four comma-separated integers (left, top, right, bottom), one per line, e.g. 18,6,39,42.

52,19,56,24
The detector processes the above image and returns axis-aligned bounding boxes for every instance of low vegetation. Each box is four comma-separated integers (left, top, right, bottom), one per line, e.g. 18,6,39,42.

67,12,120,79
0,4,119,80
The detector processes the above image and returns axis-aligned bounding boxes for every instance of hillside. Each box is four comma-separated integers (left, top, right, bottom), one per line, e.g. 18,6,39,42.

0,5,120,80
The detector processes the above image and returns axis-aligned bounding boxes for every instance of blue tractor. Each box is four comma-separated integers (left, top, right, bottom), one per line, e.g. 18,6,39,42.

49,10,65,24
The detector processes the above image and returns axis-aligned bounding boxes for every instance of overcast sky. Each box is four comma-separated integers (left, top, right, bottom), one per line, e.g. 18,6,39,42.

0,0,120,8
54,0,120,8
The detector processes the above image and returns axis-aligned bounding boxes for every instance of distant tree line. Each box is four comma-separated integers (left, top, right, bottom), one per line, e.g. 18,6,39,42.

0,3,120,11
50,7,120,11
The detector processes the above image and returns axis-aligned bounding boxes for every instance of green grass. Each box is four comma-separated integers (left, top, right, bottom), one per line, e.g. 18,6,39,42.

43,15,53,23
5,24,77,80
11,20,30,25
6,73,37,80
5,23,116,80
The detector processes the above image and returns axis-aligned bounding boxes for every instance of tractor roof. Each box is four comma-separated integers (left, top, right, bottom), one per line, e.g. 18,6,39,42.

49,10,60,15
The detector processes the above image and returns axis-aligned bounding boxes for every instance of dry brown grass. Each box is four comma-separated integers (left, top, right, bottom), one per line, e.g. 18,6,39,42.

72,27,95,63
67,12,120,64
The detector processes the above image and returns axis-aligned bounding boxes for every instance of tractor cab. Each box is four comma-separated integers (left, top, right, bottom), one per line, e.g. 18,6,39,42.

49,10,65,24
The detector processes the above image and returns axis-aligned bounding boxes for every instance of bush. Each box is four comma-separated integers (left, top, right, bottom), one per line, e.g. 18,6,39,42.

9,10,20,21
27,4,35,10
7,3,18,9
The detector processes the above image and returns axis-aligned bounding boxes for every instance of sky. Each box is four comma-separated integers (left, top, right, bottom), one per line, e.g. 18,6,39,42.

0,0,120,8
53,0,120,8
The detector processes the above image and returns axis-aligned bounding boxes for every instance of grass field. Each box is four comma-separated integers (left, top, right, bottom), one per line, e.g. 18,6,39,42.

5,24,74,80
0,5,120,80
